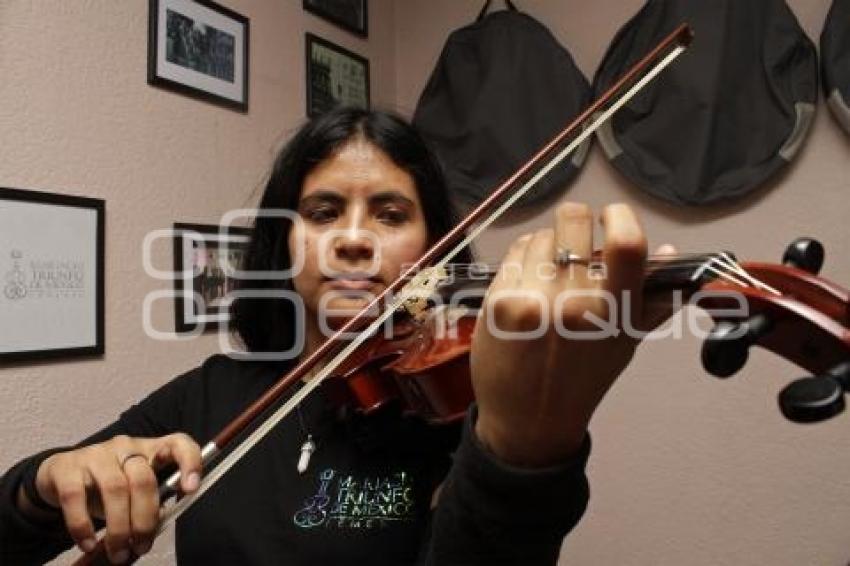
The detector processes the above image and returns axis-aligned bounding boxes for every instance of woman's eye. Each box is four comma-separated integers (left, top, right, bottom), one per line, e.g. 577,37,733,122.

377,207,409,225
305,207,338,223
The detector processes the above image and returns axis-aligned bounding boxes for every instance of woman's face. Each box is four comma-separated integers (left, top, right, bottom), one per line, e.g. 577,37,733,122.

288,137,429,337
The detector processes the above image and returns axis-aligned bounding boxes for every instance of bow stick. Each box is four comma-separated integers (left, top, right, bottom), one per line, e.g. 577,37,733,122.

76,23,693,565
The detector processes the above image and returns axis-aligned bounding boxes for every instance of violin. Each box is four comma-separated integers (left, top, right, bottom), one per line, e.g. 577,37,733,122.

323,242,850,427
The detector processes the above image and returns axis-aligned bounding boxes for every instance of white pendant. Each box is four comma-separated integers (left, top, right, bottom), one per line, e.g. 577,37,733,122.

297,435,316,474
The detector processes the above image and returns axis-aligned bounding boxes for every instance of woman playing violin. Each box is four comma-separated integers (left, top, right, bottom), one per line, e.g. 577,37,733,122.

0,107,676,565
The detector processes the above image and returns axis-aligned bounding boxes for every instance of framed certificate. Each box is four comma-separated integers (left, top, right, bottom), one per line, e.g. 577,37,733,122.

306,33,370,117
0,188,105,363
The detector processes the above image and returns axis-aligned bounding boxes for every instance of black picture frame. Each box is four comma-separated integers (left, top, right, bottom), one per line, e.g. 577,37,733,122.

305,33,370,118
172,222,251,333
148,0,250,112
303,0,368,38
0,187,105,363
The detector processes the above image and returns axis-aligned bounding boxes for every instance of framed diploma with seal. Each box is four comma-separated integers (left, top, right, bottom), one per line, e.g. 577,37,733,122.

0,187,105,363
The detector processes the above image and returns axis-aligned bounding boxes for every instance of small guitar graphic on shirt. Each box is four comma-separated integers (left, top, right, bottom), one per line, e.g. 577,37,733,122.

293,469,335,528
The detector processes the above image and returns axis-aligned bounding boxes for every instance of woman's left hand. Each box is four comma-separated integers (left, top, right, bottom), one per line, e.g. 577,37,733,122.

471,202,676,467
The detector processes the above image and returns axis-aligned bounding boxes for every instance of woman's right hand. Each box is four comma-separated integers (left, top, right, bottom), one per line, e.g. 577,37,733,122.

28,433,202,563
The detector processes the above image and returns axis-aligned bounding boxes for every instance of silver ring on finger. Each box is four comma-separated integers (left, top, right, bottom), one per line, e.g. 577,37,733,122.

119,452,148,471
554,248,590,267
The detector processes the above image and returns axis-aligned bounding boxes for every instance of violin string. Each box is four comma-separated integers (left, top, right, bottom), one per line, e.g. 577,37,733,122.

432,252,787,302
716,252,782,296
689,252,756,288
698,264,749,288
437,253,730,268
438,262,726,276
436,254,730,286
434,257,718,281
690,254,781,295
431,252,728,273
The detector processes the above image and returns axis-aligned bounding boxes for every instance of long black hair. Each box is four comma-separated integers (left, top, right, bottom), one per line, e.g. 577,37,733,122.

230,107,473,358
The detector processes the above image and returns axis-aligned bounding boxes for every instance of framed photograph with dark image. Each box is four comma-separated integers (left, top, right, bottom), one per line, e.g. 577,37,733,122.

148,0,249,112
306,33,370,118
0,187,105,363
173,223,251,333
303,0,368,38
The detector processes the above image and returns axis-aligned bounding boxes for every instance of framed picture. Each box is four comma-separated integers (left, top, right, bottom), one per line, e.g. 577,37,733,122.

148,0,250,112
305,33,370,118
0,188,105,363
173,223,251,333
303,0,368,38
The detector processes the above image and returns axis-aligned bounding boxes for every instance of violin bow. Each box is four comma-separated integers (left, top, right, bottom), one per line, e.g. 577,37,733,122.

76,23,694,565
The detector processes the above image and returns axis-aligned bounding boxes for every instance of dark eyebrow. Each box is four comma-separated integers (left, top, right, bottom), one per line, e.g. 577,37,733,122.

298,190,415,208
298,191,345,208
368,191,416,208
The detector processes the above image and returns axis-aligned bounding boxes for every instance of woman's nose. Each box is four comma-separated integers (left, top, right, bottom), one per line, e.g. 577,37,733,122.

333,215,375,262
335,232,374,261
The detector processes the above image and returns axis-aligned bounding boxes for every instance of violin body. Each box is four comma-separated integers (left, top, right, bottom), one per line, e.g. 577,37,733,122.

323,308,477,425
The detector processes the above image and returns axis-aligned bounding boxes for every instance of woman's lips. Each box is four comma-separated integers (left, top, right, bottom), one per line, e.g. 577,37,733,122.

325,279,377,291
323,273,381,291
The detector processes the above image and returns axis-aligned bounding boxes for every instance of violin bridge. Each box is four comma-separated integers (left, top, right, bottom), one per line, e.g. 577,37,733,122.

400,266,449,319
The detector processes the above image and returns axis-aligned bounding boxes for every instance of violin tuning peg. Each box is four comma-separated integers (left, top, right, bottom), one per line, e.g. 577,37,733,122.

779,378,844,423
778,361,850,423
701,314,773,378
782,237,824,275
702,321,748,378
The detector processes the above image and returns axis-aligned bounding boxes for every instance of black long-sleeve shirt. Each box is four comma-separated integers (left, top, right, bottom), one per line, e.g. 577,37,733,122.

0,354,590,565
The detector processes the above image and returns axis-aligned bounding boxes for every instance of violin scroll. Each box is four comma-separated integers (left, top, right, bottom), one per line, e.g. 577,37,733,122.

697,238,849,422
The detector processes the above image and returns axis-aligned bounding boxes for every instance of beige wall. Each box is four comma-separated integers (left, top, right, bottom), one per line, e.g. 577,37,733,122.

1,0,848,564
